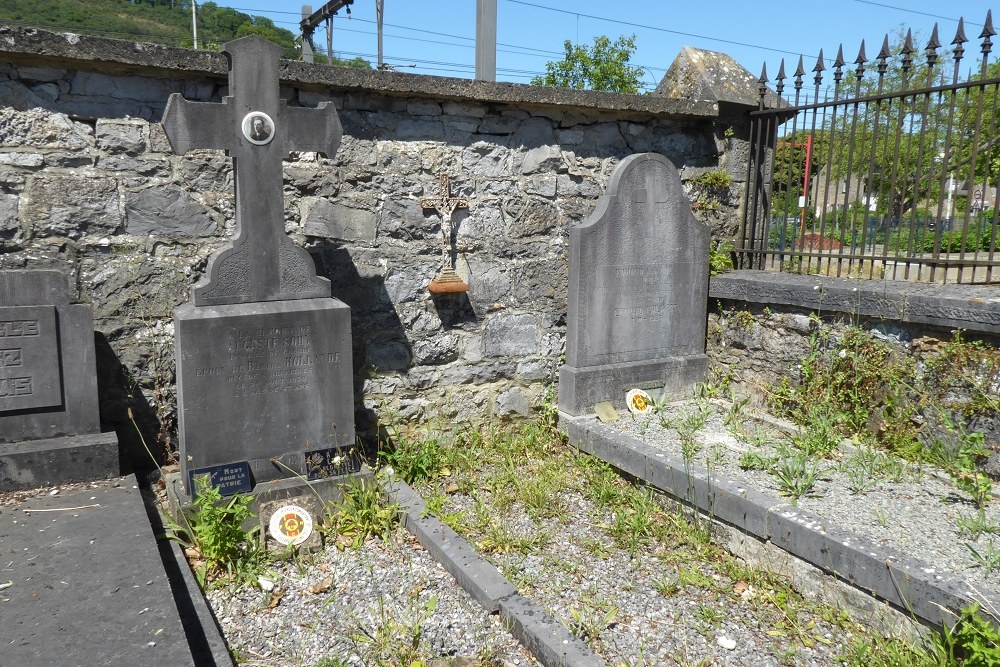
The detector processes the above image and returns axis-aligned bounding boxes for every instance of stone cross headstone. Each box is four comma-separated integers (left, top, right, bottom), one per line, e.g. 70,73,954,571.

559,153,710,415
0,270,118,490
163,36,356,492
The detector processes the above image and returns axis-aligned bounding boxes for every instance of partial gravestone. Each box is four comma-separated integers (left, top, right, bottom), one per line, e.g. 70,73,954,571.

559,153,709,415
162,36,358,501
0,270,119,490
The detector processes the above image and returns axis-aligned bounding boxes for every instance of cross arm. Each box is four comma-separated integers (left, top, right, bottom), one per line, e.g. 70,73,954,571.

162,94,235,155
284,102,343,157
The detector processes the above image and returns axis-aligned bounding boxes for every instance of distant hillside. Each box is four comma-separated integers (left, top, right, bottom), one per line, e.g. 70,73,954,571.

0,0,369,67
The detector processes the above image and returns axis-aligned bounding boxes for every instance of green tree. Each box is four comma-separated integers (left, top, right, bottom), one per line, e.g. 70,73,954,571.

531,34,646,94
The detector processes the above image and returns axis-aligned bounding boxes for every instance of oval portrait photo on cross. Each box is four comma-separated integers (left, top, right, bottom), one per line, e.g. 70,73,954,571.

242,111,274,145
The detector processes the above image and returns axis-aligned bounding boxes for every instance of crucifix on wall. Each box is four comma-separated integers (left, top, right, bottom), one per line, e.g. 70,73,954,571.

420,173,469,294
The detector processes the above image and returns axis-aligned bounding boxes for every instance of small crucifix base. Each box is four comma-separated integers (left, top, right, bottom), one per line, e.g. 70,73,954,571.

428,266,469,294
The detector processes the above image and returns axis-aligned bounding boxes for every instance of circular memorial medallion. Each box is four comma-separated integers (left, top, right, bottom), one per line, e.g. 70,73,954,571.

268,504,313,545
242,111,275,146
625,388,653,415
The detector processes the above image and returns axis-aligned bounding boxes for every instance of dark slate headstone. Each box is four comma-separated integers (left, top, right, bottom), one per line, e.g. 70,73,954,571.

0,270,119,490
559,153,709,415
163,36,355,491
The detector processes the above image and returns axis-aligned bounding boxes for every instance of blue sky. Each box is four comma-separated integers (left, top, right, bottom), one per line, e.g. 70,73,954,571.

210,1,998,90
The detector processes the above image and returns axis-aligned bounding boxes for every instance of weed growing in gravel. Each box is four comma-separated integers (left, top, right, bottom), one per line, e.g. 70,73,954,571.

839,444,907,495
956,509,1000,540
568,594,619,645
476,522,550,555
169,476,268,588
348,593,438,665
325,477,398,548
378,421,466,485
653,573,680,597
928,602,1000,664
739,443,821,503
966,541,1000,576
770,447,821,502
675,564,715,590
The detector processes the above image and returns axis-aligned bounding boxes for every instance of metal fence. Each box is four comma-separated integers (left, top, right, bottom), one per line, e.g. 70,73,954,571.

740,11,1000,284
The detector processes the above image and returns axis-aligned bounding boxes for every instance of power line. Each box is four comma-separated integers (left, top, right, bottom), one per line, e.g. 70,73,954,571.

502,0,820,62
850,1,979,25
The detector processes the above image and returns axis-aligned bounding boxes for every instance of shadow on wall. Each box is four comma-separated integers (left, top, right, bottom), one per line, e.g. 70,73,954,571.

93,333,164,476
308,241,411,443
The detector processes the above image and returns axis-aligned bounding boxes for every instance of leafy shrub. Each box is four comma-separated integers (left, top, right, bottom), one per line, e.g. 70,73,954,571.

171,477,267,587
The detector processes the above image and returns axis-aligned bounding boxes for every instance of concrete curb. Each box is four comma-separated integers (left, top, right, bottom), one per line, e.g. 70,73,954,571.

139,487,235,667
560,413,1000,629
385,479,605,667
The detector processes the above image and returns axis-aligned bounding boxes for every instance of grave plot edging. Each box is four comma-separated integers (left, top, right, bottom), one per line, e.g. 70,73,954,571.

560,413,1000,630
384,479,606,667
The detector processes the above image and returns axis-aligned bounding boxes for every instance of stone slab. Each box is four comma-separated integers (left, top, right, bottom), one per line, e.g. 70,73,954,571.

559,412,1000,630
710,270,1000,336
560,153,709,415
565,417,774,538
387,479,517,612
0,476,203,666
0,272,103,442
0,431,119,491
175,297,354,487
498,595,607,667
0,306,60,412
145,501,236,667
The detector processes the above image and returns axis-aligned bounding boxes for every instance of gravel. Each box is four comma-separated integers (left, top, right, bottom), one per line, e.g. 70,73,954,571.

611,399,1000,597
425,447,876,665
192,397,997,666
205,531,538,666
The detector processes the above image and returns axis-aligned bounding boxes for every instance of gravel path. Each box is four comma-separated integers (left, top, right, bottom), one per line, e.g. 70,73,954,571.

205,531,538,666
611,400,1000,597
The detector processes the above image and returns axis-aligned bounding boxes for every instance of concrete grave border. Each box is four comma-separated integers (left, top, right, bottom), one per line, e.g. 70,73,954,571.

385,479,606,667
559,413,1000,631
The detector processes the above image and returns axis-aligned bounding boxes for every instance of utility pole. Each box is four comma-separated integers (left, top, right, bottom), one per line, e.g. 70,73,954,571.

475,0,497,81
301,5,314,62
376,0,384,69
190,0,198,50
300,0,353,65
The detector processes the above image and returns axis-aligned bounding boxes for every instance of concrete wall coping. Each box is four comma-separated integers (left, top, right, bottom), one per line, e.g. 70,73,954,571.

710,270,1000,336
1,26,718,120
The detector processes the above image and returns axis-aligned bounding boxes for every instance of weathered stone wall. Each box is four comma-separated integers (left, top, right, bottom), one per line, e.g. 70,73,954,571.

0,27,747,452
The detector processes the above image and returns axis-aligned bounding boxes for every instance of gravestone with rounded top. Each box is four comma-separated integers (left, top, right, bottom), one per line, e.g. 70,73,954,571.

163,36,355,493
0,270,119,490
559,153,709,414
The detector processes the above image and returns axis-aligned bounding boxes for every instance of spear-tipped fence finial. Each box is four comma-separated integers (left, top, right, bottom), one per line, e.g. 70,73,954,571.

981,10,996,54
794,55,805,90
926,23,941,66
855,40,867,77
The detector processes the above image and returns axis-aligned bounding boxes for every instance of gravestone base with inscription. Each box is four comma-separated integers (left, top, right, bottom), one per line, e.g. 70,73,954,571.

559,355,708,416
0,270,119,491
558,153,710,416
174,298,356,498
164,466,373,532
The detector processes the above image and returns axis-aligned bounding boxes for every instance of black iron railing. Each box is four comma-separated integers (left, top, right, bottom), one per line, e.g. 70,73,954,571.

740,11,1000,284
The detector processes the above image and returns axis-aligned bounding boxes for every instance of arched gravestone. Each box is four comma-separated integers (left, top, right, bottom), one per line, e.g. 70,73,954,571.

559,153,709,414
